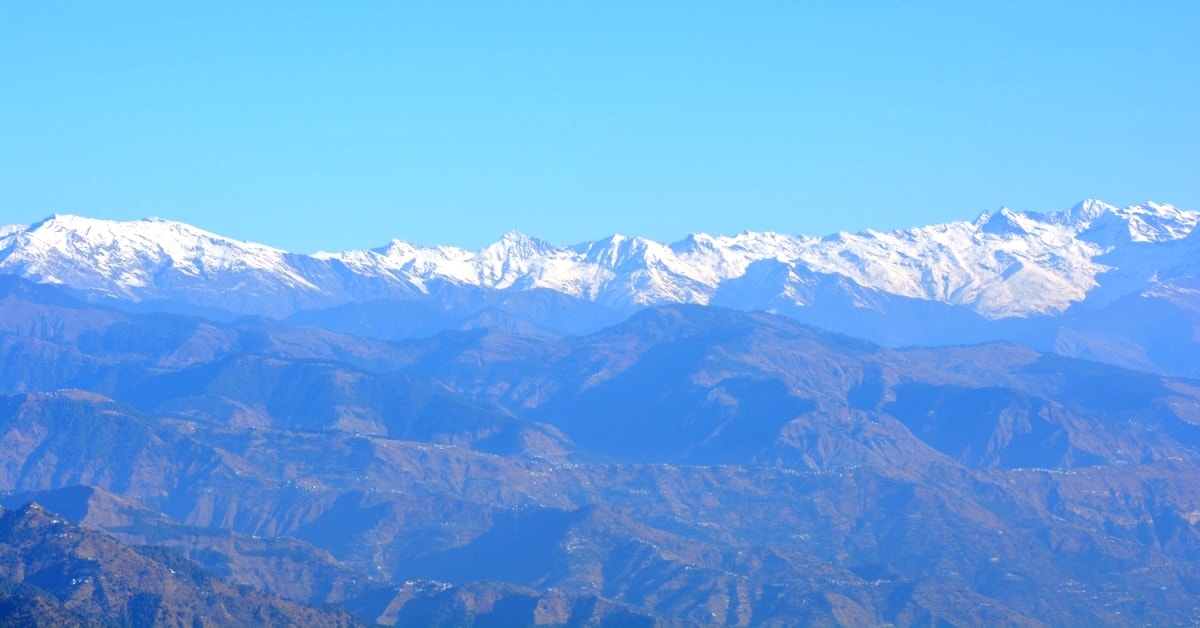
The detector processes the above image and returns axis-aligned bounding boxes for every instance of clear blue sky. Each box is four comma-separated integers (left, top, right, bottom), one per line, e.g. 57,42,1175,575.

2,2,1197,252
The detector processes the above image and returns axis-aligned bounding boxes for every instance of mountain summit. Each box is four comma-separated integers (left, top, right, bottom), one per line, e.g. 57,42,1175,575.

0,201,1195,324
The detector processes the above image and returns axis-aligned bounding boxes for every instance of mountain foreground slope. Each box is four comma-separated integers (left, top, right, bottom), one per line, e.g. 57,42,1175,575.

0,501,360,626
3,272,1200,625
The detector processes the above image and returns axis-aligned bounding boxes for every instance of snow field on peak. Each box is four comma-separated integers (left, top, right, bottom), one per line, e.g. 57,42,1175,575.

0,201,1195,319
0,224,26,240
0,215,321,299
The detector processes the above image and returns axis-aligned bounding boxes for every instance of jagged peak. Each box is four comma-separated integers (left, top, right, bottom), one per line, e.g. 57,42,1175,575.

0,198,1193,321
601,233,628,244
1040,198,1117,228
577,232,632,250
499,229,527,241
1075,198,1114,213
490,230,552,248
373,238,418,255
1119,201,1191,218
1140,200,1189,214
1075,201,1199,245
669,232,720,254
28,213,87,230
978,208,1037,236
572,233,660,266
478,231,561,262
0,222,26,237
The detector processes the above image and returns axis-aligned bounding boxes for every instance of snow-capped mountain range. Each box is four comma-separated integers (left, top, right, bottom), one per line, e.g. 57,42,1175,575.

0,200,1196,324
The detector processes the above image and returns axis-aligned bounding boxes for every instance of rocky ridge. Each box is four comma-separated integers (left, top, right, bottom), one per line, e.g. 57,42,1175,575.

1,200,1194,321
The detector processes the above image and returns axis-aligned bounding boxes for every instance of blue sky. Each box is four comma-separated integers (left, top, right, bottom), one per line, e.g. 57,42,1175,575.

2,3,1197,252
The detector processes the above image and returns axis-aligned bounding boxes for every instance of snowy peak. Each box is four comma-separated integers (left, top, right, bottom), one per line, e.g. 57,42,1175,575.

1049,198,1119,228
365,238,470,266
1113,202,1197,242
480,231,562,261
325,201,1194,318
1030,199,1197,243
669,233,718,255
0,214,318,303
0,223,25,244
15,214,290,262
574,233,641,266
1077,202,1198,246
0,200,1196,321
978,207,1037,236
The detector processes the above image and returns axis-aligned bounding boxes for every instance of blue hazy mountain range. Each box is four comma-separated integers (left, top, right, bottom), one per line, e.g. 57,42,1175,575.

1,201,1200,624
2,199,1198,378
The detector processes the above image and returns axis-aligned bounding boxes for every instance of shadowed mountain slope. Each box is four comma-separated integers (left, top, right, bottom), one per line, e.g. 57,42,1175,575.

4,280,1200,624
0,502,360,626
